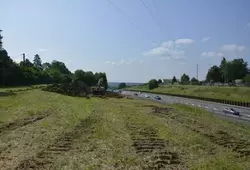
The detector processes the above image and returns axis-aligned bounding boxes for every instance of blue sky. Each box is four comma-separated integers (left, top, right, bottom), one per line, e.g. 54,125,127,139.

1,0,250,83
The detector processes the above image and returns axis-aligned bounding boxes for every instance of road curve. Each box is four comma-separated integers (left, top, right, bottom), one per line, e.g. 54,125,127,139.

122,90,250,125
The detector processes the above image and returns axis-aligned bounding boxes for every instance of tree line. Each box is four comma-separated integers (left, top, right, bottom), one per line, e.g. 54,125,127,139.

145,57,249,89
0,30,108,88
206,57,249,83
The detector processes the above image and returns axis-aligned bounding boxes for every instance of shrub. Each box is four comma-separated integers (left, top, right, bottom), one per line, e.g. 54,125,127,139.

148,79,158,90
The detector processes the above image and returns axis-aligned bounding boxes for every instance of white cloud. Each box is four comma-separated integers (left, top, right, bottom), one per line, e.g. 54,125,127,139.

38,48,50,52
201,44,245,58
119,60,126,64
105,59,138,65
104,61,115,65
143,39,189,60
201,52,224,57
201,37,211,43
216,52,224,57
175,38,194,44
220,44,245,54
179,61,185,65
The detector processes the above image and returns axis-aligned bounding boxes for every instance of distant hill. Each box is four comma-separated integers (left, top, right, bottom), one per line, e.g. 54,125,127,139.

108,82,144,87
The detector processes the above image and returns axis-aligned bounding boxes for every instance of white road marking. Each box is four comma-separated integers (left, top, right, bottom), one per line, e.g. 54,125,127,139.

213,108,217,110
192,104,195,106
185,102,188,105
205,106,209,109
198,105,201,108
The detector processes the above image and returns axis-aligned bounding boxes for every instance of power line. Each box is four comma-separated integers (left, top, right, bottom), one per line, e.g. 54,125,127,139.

107,0,137,26
140,0,164,32
106,0,151,44
151,0,165,29
107,0,126,18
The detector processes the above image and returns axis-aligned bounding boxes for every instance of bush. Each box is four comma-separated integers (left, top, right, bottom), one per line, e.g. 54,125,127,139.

118,82,126,89
148,79,158,90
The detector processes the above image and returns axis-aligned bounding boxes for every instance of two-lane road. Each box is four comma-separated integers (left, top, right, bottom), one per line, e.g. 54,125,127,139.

122,90,250,124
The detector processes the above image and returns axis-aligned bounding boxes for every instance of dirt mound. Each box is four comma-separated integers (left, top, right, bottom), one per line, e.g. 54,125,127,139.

152,107,173,114
42,80,90,97
99,91,124,99
142,105,174,115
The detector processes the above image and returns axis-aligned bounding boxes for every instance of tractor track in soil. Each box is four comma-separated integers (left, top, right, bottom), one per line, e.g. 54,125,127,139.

15,115,97,170
148,105,250,157
0,111,51,135
127,124,182,170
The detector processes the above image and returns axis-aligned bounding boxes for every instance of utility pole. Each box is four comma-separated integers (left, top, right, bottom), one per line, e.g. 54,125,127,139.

0,29,2,49
22,53,26,63
0,29,3,87
196,64,199,81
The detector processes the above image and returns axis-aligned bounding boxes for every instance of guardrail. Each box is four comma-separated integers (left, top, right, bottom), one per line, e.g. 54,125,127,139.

128,89,250,108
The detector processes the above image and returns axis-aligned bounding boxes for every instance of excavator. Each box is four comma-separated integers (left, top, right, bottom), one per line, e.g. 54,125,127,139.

91,77,106,96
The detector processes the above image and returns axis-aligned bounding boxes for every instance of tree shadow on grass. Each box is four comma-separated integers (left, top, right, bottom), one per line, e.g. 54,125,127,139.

0,92,16,97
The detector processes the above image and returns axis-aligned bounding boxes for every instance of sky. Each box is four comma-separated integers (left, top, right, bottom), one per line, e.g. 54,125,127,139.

1,0,250,83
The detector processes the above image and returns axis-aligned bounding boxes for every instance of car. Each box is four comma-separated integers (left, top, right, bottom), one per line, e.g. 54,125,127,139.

133,92,138,96
145,94,150,98
223,108,240,116
155,96,161,100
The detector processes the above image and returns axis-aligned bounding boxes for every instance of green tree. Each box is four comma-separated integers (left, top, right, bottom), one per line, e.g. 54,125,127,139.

206,65,222,82
148,79,158,89
0,48,21,86
33,54,42,69
51,60,71,74
157,79,162,84
172,76,177,84
0,30,109,87
191,77,198,85
244,74,250,83
219,57,227,82
42,62,51,70
226,58,248,81
118,82,126,89
102,73,108,90
180,74,190,85
74,69,85,81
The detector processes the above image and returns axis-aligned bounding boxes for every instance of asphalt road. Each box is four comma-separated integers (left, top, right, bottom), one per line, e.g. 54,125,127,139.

122,90,250,124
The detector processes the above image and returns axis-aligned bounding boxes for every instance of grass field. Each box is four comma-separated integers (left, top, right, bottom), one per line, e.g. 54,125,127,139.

1,90,250,169
127,85,250,102
0,84,47,92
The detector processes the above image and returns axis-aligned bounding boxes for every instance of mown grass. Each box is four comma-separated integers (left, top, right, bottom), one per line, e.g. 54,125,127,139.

0,84,47,92
0,90,250,169
126,85,250,102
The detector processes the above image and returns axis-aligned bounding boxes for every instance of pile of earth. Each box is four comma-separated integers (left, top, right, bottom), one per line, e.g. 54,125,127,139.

42,80,90,97
42,80,124,99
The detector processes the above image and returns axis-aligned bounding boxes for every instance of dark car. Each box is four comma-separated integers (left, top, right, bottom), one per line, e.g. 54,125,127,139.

223,108,240,116
155,96,161,100
133,92,138,96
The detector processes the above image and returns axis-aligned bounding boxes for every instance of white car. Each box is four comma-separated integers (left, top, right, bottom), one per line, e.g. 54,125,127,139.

223,108,240,116
145,94,150,98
